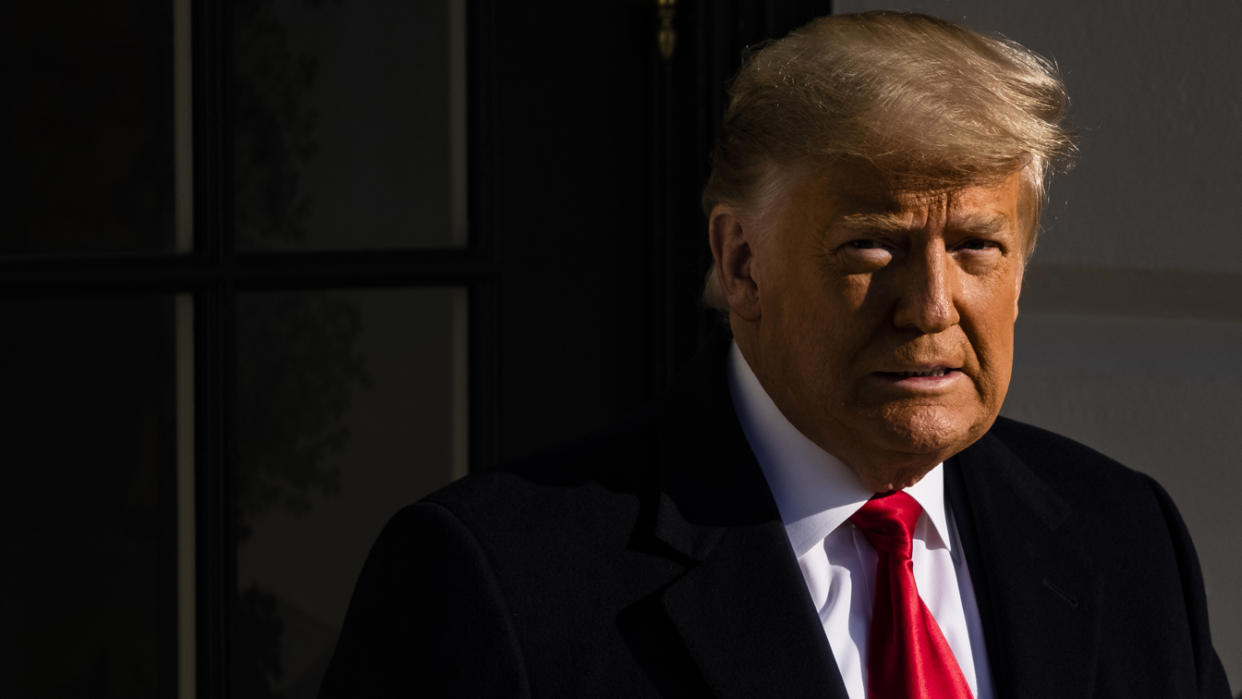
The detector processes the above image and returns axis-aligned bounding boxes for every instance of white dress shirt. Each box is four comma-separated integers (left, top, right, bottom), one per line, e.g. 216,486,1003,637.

726,342,994,699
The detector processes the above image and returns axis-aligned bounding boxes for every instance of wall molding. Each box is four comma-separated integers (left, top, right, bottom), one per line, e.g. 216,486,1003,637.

1021,264,1242,322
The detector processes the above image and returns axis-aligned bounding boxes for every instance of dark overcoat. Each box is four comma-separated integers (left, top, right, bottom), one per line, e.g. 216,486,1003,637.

320,337,1231,698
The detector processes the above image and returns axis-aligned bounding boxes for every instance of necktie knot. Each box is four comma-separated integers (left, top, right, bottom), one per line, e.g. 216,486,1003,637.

849,490,922,559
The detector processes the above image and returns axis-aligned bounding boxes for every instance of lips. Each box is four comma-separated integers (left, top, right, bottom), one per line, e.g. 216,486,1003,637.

876,366,958,378
889,368,950,378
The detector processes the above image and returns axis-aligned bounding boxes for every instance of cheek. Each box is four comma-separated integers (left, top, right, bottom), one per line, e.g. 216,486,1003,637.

959,283,1019,387
964,266,1023,333
768,298,847,385
974,319,1016,407
978,314,1016,363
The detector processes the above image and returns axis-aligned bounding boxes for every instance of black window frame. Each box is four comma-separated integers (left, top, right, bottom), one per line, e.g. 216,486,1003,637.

0,3,500,695
0,1,832,693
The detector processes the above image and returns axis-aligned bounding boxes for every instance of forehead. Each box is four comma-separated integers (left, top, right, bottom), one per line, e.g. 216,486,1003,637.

785,165,1025,225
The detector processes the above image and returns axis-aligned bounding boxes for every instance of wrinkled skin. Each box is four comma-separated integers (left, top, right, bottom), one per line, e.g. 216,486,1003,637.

711,166,1027,492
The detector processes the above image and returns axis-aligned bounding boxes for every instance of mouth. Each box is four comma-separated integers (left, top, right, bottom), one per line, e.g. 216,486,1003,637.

872,366,963,385
880,367,955,378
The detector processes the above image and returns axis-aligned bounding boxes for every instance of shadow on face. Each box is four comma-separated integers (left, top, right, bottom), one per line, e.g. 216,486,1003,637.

711,165,1028,491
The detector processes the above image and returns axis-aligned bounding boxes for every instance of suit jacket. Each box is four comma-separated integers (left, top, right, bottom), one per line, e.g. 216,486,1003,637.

319,336,1231,698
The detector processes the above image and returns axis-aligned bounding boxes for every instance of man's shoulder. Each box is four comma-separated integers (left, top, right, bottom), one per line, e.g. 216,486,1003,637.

413,410,666,538
979,415,1176,530
986,415,1147,486
412,338,739,538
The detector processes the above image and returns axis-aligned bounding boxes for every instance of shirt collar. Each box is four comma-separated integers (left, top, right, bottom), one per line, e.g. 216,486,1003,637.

726,341,953,557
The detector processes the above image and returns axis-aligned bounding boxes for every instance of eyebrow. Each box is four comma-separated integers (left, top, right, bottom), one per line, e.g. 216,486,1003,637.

837,213,920,233
835,212,1009,235
949,215,1009,235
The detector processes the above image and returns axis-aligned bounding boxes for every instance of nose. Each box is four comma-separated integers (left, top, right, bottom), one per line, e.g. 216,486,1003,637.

891,244,960,333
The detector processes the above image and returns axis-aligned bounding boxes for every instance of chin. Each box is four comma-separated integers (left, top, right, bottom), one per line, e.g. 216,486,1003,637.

871,406,988,460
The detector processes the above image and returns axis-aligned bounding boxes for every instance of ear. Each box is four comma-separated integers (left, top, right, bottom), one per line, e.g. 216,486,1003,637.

708,205,762,321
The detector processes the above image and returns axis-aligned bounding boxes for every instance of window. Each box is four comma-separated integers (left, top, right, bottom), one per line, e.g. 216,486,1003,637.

4,1,830,695
3,1,485,696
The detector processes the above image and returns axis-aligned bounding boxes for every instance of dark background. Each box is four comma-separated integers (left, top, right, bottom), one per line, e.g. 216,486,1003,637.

1,1,830,696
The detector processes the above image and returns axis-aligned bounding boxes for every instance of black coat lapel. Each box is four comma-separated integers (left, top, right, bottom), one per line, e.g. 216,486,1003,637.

659,516,847,699
647,331,849,699
947,427,1100,699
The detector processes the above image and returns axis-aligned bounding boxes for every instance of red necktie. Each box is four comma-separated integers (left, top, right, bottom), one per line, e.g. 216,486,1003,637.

850,491,973,699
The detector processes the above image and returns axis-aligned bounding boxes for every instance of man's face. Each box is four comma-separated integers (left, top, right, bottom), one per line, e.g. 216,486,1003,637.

737,167,1027,489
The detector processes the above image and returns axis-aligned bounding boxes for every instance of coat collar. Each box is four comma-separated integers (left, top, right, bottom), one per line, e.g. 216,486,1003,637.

948,424,1101,699
648,329,850,698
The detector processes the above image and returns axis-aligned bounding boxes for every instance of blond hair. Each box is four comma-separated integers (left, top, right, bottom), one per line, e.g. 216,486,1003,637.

702,11,1075,309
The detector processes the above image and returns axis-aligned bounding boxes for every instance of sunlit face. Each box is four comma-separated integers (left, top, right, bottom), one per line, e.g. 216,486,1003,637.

720,167,1028,490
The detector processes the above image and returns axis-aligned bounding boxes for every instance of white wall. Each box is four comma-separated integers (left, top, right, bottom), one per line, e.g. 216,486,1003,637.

836,1,1242,688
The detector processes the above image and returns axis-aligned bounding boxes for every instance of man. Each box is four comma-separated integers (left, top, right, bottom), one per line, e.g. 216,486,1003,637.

320,12,1231,698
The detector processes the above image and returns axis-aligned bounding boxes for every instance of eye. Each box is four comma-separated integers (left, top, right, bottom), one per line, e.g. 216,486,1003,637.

846,239,886,250
836,238,896,269
955,238,1002,253
840,238,897,256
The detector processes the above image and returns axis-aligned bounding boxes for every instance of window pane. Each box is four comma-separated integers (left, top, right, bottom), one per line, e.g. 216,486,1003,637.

1,3,174,254
0,295,178,697
233,1,467,251
232,287,467,697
